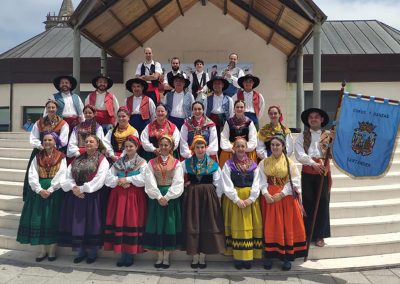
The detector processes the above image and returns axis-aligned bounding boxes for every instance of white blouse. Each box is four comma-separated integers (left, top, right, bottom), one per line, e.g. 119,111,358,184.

220,120,257,152
179,122,218,159
30,120,69,149
140,123,180,153
103,128,139,158
61,157,109,194
256,133,294,159
257,158,301,196
294,129,325,165
181,160,223,198
144,156,184,201
221,163,260,203
66,125,105,158
28,157,67,194
105,157,146,188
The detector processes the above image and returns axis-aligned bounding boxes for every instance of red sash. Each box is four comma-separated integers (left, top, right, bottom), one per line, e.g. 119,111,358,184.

89,91,115,124
146,82,160,104
63,116,80,129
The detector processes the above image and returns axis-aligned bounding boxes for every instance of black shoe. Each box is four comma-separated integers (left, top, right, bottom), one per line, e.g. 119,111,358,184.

73,254,86,264
282,260,291,271
154,262,163,268
35,254,48,262
242,261,252,270
234,261,242,270
190,263,199,269
47,256,57,262
124,260,134,267
198,262,207,269
162,263,170,269
86,257,97,264
116,260,125,267
263,259,273,270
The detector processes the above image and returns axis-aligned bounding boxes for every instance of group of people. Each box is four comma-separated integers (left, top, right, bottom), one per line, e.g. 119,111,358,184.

17,47,332,271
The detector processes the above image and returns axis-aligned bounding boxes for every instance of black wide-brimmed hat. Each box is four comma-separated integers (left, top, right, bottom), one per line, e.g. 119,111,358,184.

91,75,113,90
206,76,229,92
53,75,77,91
168,73,190,89
238,74,260,89
125,78,148,93
301,108,329,127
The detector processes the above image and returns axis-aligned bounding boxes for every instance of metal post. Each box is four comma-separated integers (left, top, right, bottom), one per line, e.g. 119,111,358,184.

101,48,107,75
296,48,304,131
312,20,321,108
9,83,13,132
73,25,81,95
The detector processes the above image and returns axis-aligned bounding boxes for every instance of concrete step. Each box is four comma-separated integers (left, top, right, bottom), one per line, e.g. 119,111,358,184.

0,133,29,140
308,232,400,259
331,214,400,237
331,184,400,202
0,139,31,149
0,181,23,196
330,160,400,174
0,194,23,212
0,210,20,229
331,171,400,188
0,168,25,182
330,198,400,218
0,148,32,159
0,157,28,170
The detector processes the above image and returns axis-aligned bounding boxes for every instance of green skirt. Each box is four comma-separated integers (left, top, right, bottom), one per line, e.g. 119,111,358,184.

17,178,64,245
142,185,182,251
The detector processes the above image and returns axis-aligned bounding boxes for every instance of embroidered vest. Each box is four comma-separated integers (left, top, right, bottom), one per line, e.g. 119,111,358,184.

165,91,192,118
237,90,261,117
227,119,251,142
230,169,254,187
54,92,82,117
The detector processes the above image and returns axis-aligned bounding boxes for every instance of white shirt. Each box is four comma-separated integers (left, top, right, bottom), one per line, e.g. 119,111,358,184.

162,91,194,118
125,95,156,121
140,123,180,153
294,129,324,165
179,122,218,158
66,124,105,158
105,156,146,188
30,120,69,149
135,60,162,79
84,91,120,117
45,92,84,122
220,120,257,152
188,71,209,93
232,90,265,119
222,67,244,88
256,133,294,159
203,94,234,117
163,70,187,86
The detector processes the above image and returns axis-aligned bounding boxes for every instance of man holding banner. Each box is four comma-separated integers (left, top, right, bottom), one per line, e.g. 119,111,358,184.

294,108,332,247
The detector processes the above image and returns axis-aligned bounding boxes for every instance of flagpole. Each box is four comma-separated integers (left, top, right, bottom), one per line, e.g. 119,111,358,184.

304,81,346,262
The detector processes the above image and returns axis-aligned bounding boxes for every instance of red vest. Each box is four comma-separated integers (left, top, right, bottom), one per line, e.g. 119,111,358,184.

89,91,115,124
126,95,150,120
237,90,261,117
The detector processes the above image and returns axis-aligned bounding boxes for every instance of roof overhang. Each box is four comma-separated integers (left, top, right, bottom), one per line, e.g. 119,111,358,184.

69,0,326,59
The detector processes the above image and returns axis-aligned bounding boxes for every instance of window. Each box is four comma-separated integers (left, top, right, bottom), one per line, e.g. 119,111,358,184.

22,106,44,127
0,107,10,132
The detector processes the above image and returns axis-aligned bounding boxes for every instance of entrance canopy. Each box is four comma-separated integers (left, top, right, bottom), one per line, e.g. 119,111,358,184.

69,0,326,58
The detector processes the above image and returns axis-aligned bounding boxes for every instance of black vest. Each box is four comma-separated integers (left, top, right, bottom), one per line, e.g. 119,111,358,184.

191,72,206,95
141,63,159,87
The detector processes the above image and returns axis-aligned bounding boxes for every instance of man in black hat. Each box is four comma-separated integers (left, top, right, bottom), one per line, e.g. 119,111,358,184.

85,75,120,134
46,75,84,129
294,108,332,248
221,53,245,97
232,74,265,130
162,73,194,130
163,57,187,92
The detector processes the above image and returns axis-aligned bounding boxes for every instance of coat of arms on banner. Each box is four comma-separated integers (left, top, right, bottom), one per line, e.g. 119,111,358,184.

351,121,377,156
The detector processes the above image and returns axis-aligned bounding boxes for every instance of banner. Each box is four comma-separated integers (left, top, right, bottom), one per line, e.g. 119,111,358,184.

332,93,400,177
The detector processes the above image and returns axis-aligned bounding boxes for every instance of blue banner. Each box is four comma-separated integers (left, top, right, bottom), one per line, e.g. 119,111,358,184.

332,94,400,177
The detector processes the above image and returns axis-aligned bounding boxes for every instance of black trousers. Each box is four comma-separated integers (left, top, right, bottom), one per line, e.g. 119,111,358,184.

301,172,331,241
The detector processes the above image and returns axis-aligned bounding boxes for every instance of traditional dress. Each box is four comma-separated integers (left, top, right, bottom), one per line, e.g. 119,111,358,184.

221,158,263,261
232,90,265,130
104,154,147,254
140,120,180,161
17,150,66,245
295,129,332,242
258,155,307,260
67,119,104,158
179,116,218,160
182,155,225,255
188,71,209,101
163,90,194,130
125,94,156,135
143,155,184,250
104,125,139,159
257,123,293,159
85,91,119,134
135,60,162,104
58,151,109,250
23,116,69,201
204,93,233,134
219,116,257,167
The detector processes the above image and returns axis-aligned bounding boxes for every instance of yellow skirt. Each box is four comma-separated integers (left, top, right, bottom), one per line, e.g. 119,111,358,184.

219,150,257,168
223,186,263,261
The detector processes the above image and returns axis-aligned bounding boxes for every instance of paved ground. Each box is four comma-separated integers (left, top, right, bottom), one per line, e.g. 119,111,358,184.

1,258,400,284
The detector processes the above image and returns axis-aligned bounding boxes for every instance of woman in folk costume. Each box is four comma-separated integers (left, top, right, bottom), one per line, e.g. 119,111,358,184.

23,100,69,201
221,137,262,270
258,135,307,271
182,135,225,269
232,74,265,130
140,103,180,161
219,100,257,167
104,106,139,163
17,132,67,262
125,78,156,135
180,101,218,161
104,135,147,267
58,135,109,264
67,105,104,159
257,106,293,159
143,135,184,269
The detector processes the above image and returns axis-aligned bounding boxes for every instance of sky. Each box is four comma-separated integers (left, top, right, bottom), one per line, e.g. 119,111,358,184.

0,0,399,54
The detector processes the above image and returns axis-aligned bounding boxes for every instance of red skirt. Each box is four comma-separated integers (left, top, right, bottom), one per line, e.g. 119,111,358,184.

103,184,147,254
261,184,307,261
96,110,115,126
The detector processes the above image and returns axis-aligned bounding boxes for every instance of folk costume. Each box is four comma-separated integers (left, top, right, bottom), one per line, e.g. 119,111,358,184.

232,74,265,130
180,115,218,161
23,115,68,201
85,75,119,134
135,60,162,104
125,78,156,135
58,149,109,261
223,66,244,97
219,115,258,167
257,120,293,159
188,70,209,101
221,155,263,265
104,121,139,160
104,137,147,265
294,108,332,244
182,136,225,257
258,151,307,265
